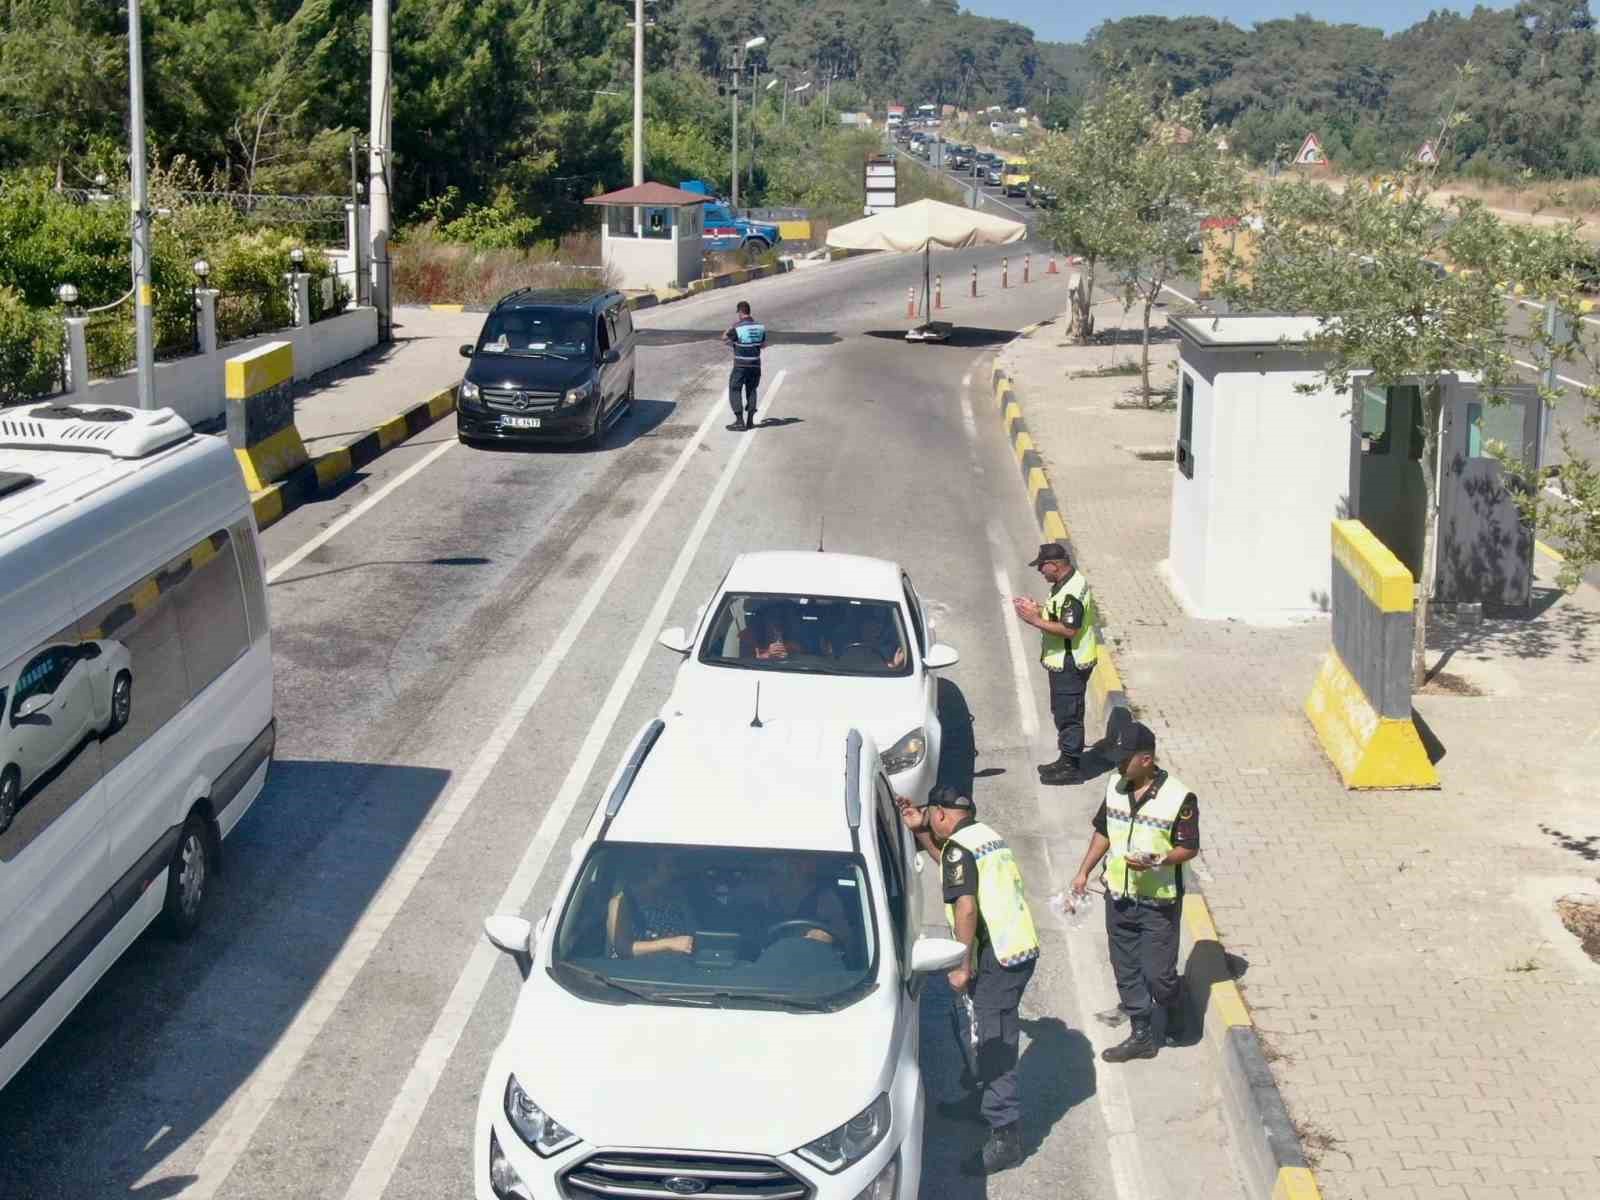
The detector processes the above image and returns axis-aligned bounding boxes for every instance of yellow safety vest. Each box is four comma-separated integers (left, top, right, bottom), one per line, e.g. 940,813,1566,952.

1041,570,1099,671
1102,773,1190,903
942,821,1041,968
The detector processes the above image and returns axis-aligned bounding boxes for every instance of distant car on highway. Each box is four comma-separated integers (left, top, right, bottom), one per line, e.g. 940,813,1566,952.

1,639,132,835
983,162,1004,187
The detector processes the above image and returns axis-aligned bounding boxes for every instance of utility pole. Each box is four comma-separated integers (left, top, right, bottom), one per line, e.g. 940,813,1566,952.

731,66,740,209
632,0,645,186
127,0,156,409
369,0,393,341
749,69,759,198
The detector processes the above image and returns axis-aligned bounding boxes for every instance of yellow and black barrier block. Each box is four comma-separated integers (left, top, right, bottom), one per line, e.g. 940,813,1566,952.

1305,519,1438,789
226,340,306,492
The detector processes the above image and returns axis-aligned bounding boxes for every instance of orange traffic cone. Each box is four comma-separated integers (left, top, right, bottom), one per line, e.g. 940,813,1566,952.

1047,256,1059,275
907,287,916,318
935,274,943,310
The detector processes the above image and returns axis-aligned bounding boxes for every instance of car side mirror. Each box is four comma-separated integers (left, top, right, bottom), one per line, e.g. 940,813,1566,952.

657,627,693,655
601,348,622,364
484,914,534,979
910,936,967,975
14,694,51,721
923,643,959,670
459,344,475,359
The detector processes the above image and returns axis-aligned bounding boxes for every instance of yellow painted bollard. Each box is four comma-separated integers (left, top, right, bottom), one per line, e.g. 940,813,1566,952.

935,274,943,310
226,340,306,492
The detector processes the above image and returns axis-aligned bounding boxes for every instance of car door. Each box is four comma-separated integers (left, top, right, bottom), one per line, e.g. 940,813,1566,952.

593,311,614,417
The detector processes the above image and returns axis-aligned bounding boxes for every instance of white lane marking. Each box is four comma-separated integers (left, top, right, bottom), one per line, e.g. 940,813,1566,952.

987,521,1040,742
961,391,979,446
267,440,456,583
1039,836,1151,1200
176,377,732,1200
340,370,787,1200
1511,358,1589,389
962,370,973,388
1511,295,1600,328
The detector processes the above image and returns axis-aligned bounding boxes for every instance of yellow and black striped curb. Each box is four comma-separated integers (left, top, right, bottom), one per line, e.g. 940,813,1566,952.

990,340,1323,1200
250,384,456,532
420,259,798,314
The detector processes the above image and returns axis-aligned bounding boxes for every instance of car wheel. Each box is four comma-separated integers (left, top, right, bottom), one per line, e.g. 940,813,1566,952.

585,397,606,450
623,373,636,411
162,812,213,940
0,767,18,837
108,670,132,734
745,237,770,254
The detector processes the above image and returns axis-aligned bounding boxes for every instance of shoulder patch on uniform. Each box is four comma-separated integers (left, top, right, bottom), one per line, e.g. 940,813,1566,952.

947,861,965,885
946,844,962,861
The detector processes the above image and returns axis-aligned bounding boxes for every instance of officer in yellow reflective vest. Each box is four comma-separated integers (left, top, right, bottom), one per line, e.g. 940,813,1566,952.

899,785,1038,1176
1070,721,1200,1062
1012,543,1098,785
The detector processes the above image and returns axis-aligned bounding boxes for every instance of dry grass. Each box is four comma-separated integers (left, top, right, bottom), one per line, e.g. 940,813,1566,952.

1556,895,1600,963
392,230,613,305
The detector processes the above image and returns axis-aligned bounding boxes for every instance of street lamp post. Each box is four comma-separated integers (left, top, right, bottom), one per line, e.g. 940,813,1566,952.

730,35,765,210
788,80,810,126
126,0,156,409
632,0,645,186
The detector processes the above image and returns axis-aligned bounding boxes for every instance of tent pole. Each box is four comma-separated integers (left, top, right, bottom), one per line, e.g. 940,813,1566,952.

923,244,931,326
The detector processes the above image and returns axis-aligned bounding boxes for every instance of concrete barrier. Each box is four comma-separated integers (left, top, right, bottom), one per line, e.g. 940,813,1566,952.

1304,519,1438,789
226,341,307,492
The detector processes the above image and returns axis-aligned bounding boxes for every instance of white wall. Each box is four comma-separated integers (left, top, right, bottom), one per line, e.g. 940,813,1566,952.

1167,346,1351,622
603,230,682,290
82,308,379,429
1168,361,1214,609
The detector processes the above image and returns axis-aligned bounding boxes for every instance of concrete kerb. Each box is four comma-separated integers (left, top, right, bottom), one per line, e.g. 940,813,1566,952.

988,342,1323,1200
249,383,457,532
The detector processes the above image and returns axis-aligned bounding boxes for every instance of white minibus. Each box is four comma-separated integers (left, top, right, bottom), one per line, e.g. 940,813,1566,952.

0,402,273,1091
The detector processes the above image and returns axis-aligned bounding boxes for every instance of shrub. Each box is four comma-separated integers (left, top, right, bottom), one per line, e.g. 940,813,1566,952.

391,226,613,305
0,287,64,406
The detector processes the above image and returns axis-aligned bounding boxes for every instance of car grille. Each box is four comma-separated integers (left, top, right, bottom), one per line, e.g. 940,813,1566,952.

483,387,563,412
561,1151,810,1200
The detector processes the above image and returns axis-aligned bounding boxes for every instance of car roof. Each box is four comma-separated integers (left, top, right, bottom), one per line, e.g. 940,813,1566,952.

606,720,867,852
720,551,905,602
492,288,619,313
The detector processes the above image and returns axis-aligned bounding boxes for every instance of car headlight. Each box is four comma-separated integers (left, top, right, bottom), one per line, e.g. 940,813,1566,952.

460,379,480,403
880,728,927,775
503,1074,580,1157
796,1093,890,1173
562,382,593,407
488,1127,534,1199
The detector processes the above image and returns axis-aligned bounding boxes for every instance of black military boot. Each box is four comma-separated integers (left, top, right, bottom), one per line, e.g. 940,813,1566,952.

1100,1016,1159,1063
1038,755,1082,785
1163,997,1187,1046
962,1123,1024,1175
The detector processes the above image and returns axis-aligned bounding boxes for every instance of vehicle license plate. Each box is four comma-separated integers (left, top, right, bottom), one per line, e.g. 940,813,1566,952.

503,416,541,429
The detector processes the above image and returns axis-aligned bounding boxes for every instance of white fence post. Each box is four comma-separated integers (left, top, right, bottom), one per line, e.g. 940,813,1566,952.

63,316,89,397
197,288,219,355
288,273,311,329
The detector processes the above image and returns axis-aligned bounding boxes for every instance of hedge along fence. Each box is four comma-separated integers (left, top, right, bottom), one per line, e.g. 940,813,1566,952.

0,287,65,405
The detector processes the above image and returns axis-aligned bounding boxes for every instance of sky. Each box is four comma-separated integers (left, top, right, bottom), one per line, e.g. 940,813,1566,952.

961,0,1513,44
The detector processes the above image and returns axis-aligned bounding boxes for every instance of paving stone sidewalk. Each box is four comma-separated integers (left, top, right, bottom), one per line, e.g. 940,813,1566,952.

1001,299,1600,1200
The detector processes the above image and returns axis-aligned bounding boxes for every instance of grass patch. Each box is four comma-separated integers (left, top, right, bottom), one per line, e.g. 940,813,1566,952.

1069,361,1140,379
392,229,612,306
1556,895,1600,963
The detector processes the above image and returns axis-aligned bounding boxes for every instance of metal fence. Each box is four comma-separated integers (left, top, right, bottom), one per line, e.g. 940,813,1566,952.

84,312,137,380
156,297,199,361
312,271,357,323
0,322,65,407
217,283,292,345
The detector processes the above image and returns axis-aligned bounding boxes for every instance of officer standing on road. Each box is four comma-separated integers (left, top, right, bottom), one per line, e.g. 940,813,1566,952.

1070,721,1199,1062
1012,543,1097,784
899,785,1038,1176
722,300,767,431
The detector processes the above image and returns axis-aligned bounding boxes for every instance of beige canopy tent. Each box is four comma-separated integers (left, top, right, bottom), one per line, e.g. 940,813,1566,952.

826,198,1028,341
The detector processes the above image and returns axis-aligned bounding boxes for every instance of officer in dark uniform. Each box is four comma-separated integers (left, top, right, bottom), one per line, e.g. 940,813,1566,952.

722,300,766,431
1070,721,1200,1061
1013,543,1098,785
899,785,1039,1175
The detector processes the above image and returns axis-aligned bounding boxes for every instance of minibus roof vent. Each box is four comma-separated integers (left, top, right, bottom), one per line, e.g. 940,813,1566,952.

0,470,39,500
0,404,193,459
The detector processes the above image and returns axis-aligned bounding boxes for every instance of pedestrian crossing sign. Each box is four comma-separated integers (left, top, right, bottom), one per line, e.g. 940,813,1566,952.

1293,133,1325,166
1417,140,1438,165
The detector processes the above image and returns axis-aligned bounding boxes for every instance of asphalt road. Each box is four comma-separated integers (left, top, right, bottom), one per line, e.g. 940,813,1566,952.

0,226,1241,1199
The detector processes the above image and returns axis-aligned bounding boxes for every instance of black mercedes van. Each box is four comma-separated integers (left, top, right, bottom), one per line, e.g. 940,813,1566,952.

456,288,637,448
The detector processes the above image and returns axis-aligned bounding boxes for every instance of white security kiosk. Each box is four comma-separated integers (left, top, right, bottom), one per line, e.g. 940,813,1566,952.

1165,314,1541,623
585,182,709,291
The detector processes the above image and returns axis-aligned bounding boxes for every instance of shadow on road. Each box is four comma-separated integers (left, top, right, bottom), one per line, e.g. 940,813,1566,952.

862,328,1021,349
0,759,453,1198
461,397,676,455
635,329,842,348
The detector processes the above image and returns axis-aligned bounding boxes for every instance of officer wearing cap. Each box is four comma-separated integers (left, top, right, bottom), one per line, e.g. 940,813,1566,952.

1070,721,1199,1062
1012,543,1098,784
898,785,1038,1175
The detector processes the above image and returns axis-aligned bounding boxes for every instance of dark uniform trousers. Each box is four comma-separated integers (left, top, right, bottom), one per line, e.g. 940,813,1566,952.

970,943,1036,1129
1048,661,1095,760
728,364,761,419
1104,895,1181,1033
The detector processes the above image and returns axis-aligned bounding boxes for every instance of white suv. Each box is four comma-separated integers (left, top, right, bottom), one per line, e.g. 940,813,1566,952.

475,718,966,1200
657,553,957,808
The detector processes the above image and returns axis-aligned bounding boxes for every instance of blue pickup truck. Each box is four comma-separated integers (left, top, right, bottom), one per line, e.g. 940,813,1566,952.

679,180,782,253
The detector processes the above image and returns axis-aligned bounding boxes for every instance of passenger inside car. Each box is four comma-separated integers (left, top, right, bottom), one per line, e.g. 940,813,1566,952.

607,859,696,958
740,604,806,661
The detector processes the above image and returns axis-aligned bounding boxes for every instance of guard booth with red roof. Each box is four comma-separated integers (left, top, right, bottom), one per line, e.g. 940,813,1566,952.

585,182,709,291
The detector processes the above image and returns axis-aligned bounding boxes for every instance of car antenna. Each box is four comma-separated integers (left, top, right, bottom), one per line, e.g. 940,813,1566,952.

817,517,825,553
750,681,764,729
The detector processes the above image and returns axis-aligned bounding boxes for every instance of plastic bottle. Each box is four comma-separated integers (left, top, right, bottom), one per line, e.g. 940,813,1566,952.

1048,888,1092,929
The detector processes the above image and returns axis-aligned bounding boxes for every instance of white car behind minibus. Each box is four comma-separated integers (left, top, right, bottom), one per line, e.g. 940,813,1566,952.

0,402,274,1092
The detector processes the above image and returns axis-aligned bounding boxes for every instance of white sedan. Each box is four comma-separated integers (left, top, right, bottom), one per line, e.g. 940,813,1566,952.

657,552,957,804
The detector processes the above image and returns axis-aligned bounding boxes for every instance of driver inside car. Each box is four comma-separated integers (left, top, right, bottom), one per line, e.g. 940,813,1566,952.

740,604,806,662
762,854,851,951
839,607,907,670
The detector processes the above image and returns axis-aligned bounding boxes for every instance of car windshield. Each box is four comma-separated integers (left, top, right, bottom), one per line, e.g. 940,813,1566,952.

698,592,912,677
550,842,878,1011
477,308,591,359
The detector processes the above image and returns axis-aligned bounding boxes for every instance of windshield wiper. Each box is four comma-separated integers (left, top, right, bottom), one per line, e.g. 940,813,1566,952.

557,965,690,1005
649,989,835,1013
